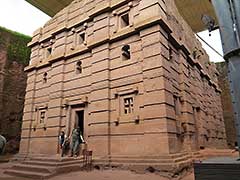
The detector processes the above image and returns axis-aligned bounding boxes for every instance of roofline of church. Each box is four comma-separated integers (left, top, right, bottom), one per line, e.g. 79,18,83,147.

25,0,217,33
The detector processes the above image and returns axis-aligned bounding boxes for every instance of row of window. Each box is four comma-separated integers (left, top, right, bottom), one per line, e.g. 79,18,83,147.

42,44,131,83
45,32,86,59
35,94,219,132
35,95,134,126
173,95,201,117
44,11,131,59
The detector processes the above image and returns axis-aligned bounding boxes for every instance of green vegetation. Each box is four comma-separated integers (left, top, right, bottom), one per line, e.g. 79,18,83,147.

0,26,31,65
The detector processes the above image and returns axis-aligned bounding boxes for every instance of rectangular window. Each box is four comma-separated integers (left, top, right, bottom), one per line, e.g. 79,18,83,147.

39,111,46,124
124,97,134,114
76,61,82,74
120,13,130,28
79,33,85,45
173,96,180,116
46,47,52,58
122,45,131,60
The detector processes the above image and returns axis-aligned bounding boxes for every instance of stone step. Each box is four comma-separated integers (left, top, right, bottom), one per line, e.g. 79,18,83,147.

193,155,203,160
192,151,201,155
29,156,83,162
22,160,58,167
108,152,190,160
55,164,85,174
4,156,86,179
10,153,30,162
12,163,55,174
96,161,178,171
23,159,84,167
94,154,192,164
4,169,51,179
95,158,175,164
57,159,84,167
169,152,190,159
174,155,192,163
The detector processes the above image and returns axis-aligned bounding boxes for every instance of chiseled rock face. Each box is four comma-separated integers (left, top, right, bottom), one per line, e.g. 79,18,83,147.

21,0,227,162
0,27,31,154
216,62,237,148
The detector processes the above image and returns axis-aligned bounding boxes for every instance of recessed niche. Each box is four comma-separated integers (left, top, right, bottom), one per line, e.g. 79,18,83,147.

43,72,48,83
46,47,52,58
76,61,82,74
120,13,130,28
122,45,131,60
79,33,85,45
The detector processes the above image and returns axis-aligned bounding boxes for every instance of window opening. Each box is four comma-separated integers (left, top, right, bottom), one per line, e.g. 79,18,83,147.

43,72,48,83
76,61,82,74
124,97,134,114
40,111,46,124
79,33,85,45
173,95,180,116
46,47,52,58
120,13,130,28
122,45,131,60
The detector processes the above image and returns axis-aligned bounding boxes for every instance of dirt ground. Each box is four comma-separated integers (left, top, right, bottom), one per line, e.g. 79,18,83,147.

50,170,195,180
0,162,194,180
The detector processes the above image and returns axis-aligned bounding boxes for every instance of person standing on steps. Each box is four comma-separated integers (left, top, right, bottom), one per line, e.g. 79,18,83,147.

59,131,67,149
70,127,85,157
59,131,69,157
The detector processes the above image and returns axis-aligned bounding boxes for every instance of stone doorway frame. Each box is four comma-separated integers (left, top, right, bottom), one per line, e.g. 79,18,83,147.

65,103,87,142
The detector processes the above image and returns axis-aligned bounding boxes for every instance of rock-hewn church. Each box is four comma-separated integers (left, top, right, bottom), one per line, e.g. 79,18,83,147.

20,0,227,170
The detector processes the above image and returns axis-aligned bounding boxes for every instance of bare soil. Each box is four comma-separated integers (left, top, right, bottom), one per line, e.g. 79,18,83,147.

0,162,194,180
50,169,194,180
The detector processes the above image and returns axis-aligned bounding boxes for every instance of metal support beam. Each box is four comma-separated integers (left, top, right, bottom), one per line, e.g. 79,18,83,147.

227,58,240,157
212,0,240,157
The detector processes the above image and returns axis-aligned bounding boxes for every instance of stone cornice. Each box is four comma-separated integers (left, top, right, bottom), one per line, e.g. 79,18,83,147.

25,14,221,94
28,0,132,48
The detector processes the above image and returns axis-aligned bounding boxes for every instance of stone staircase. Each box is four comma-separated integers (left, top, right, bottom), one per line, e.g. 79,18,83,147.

4,155,85,179
191,151,203,161
3,151,204,178
199,148,238,159
93,152,199,173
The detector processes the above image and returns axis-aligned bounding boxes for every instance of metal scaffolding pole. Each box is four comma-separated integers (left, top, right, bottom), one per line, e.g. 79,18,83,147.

212,0,240,158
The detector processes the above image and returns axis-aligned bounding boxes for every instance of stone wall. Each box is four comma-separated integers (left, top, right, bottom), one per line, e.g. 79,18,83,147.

20,0,227,164
0,27,31,153
216,62,236,148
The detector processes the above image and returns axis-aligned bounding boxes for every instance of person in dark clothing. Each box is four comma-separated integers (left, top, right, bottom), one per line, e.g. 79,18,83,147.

59,131,66,149
59,131,69,157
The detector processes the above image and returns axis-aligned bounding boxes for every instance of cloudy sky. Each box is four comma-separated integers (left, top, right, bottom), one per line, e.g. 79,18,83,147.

0,0,224,62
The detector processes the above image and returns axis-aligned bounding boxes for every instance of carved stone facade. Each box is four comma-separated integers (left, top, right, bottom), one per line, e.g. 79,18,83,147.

20,0,227,168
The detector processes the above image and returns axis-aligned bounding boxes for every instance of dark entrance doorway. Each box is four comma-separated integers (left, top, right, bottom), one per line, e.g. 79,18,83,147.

76,110,84,137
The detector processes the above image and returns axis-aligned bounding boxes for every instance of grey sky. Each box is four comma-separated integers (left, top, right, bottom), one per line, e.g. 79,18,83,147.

0,0,224,63
0,0,50,35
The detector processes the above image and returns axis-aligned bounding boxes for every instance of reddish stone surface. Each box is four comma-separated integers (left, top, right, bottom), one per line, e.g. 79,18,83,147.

0,28,30,154
216,62,237,148
19,0,227,171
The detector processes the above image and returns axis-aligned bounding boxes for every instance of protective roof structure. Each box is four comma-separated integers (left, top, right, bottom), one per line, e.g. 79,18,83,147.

25,0,217,32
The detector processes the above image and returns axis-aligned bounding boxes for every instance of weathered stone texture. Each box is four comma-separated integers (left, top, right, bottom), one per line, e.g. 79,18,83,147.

0,27,30,153
216,62,236,148
20,0,227,167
